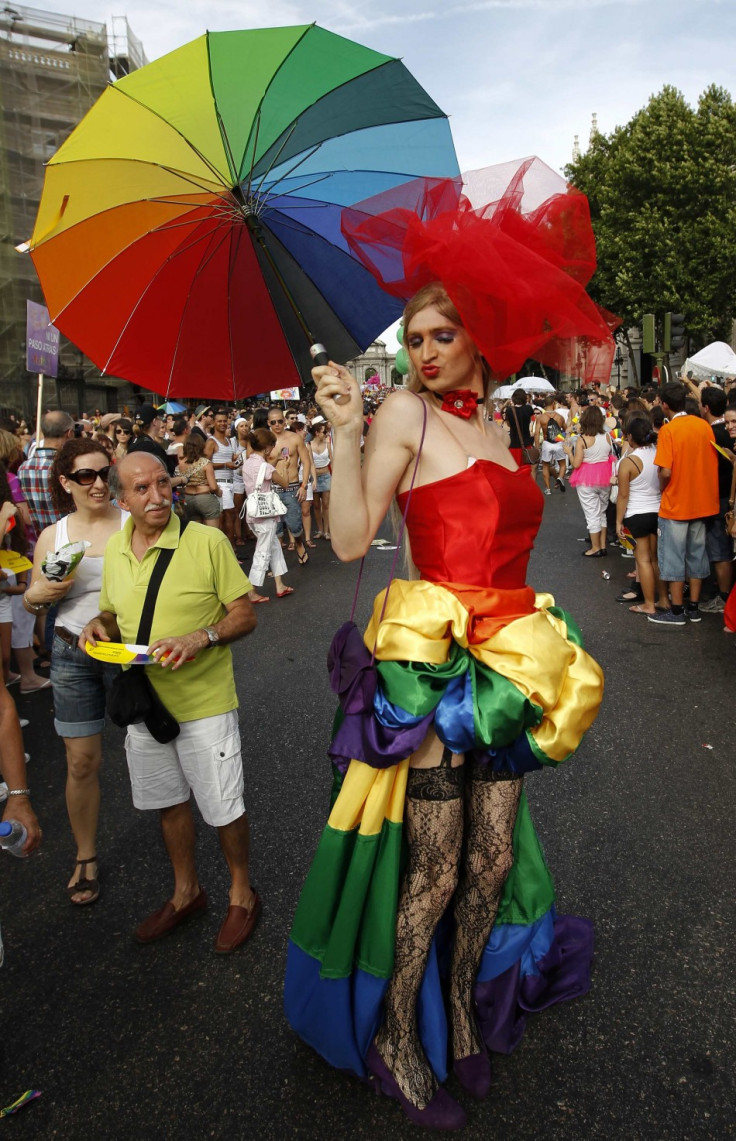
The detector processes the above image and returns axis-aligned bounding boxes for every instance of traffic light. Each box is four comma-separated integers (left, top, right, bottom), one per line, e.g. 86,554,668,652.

642,313,656,355
663,312,686,353
670,313,686,352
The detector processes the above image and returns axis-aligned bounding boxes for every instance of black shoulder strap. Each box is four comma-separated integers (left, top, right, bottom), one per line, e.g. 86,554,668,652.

135,518,188,646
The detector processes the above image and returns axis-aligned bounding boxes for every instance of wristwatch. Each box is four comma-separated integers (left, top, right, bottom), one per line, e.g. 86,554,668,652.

203,626,220,647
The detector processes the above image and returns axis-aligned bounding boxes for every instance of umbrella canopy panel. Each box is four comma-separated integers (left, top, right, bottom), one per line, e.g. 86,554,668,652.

30,24,459,400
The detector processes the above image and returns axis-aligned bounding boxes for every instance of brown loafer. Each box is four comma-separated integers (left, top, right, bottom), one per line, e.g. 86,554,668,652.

134,888,207,943
214,891,261,954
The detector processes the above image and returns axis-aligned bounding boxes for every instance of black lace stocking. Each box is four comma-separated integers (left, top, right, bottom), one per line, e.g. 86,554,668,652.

449,772,523,1062
374,762,463,1108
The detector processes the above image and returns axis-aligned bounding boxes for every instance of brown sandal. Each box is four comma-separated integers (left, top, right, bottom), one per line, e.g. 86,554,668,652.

68,856,100,906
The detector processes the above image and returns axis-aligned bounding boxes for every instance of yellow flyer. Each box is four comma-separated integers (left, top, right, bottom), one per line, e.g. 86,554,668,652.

84,642,156,665
0,550,33,573
710,440,735,463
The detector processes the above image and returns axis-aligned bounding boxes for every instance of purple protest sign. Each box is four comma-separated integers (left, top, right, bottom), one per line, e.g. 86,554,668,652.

26,301,60,377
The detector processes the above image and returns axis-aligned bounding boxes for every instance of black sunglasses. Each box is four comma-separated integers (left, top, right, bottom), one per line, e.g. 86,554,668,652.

115,428,131,434
269,418,285,425
67,466,111,486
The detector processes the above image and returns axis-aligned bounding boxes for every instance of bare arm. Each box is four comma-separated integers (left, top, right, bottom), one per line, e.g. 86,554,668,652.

658,466,672,491
78,609,122,651
615,458,635,533
270,458,289,489
313,364,419,561
295,435,311,502
24,524,74,609
205,461,220,495
148,593,257,670
0,680,40,852
563,436,585,469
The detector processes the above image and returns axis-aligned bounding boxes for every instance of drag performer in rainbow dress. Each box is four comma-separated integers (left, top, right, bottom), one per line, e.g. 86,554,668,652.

284,159,617,1130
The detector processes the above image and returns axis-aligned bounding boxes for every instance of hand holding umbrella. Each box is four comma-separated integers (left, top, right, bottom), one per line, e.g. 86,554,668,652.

313,363,362,427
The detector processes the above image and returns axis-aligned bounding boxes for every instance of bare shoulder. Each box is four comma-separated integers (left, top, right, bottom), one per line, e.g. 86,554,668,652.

370,390,425,444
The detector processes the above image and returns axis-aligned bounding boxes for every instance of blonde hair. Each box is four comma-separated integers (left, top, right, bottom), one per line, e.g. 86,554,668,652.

402,282,495,407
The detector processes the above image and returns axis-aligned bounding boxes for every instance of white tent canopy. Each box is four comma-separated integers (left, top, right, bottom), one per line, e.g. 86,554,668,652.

683,341,736,381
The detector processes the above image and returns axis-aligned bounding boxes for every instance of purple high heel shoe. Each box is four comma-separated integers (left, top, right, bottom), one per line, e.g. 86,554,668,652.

365,1044,467,1131
453,1049,492,1100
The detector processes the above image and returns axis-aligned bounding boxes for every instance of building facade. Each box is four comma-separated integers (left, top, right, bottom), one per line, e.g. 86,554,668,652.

345,339,398,389
0,5,146,417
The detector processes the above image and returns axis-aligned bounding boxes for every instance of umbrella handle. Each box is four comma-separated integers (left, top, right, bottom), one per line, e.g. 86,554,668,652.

310,343,349,405
309,343,329,367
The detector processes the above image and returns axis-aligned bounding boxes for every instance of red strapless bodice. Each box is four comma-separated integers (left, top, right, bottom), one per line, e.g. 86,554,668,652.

395,460,544,589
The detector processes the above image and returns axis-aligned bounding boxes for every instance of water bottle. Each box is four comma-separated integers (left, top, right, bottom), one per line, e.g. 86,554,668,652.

0,820,27,857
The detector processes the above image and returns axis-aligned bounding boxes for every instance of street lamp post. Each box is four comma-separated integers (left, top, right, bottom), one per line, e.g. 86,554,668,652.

614,346,624,390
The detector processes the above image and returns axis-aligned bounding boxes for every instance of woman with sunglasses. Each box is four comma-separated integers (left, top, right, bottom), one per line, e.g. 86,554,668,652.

113,418,133,460
23,440,128,906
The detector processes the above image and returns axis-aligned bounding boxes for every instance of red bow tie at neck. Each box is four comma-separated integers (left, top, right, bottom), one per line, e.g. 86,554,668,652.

439,389,481,419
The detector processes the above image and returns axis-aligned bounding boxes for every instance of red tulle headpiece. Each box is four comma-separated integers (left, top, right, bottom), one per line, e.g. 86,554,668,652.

342,157,618,385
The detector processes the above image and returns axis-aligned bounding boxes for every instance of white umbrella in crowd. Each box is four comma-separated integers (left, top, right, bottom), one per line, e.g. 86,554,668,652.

494,377,555,399
683,341,736,382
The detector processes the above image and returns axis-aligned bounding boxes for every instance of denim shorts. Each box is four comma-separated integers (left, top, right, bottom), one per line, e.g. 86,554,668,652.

657,516,710,582
50,632,121,738
276,486,303,537
315,472,331,493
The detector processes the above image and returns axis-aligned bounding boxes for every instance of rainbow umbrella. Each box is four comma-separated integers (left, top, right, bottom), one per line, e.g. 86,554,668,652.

29,25,459,400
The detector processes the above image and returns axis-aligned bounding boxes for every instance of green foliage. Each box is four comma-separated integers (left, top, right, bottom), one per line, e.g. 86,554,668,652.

565,84,736,346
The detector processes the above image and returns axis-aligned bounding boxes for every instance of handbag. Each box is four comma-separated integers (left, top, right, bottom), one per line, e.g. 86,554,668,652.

245,462,287,519
107,519,188,744
509,402,540,465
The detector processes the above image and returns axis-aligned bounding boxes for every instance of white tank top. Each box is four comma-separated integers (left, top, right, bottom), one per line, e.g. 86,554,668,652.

312,446,331,471
625,445,661,516
211,435,233,482
582,433,613,464
54,512,128,635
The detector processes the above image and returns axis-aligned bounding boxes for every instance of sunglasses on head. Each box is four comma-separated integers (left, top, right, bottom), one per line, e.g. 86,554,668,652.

67,466,111,486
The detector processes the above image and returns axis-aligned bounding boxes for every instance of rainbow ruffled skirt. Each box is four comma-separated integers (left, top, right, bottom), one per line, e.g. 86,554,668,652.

285,579,604,1080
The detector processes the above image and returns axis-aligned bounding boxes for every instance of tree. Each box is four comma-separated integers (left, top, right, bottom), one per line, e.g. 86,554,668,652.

565,85,736,348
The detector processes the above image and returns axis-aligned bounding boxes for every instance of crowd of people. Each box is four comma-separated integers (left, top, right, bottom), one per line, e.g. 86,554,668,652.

0,359,732,1128
496,376,735,625
0,397,387,914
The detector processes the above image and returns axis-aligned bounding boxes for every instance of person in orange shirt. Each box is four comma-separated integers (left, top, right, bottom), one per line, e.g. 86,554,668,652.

648,381,719,626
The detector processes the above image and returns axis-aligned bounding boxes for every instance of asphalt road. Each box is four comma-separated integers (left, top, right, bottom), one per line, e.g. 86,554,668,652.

1,488,734,1140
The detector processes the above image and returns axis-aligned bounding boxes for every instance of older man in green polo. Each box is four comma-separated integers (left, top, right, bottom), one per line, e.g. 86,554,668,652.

80,452,259,953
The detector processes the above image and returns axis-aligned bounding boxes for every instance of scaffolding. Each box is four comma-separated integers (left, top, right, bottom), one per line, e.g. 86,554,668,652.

0,5,146,415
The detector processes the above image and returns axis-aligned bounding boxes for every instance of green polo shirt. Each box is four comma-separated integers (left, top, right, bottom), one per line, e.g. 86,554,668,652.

99,513,252,723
